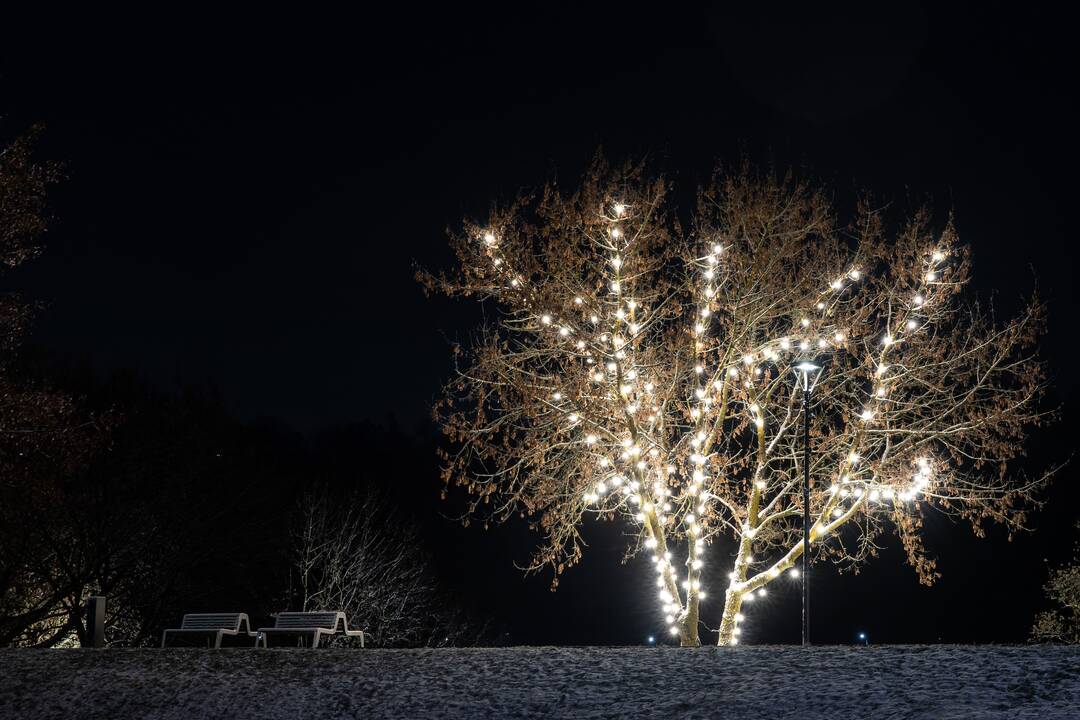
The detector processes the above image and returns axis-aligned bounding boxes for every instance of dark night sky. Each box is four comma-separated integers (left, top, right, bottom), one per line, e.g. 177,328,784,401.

2,4,1078,644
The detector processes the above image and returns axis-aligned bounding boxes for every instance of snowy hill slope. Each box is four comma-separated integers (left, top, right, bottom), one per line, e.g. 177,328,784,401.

2,645,1078,719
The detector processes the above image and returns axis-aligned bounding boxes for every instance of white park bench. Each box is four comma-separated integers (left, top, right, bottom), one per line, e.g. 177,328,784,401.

256,611,365,648
161,613,256,648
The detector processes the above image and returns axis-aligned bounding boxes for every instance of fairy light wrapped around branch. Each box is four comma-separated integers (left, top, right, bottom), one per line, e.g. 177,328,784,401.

419,159,1051,647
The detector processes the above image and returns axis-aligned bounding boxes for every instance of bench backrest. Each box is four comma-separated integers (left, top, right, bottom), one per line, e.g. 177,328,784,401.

273,611,346,630
180,613,247,631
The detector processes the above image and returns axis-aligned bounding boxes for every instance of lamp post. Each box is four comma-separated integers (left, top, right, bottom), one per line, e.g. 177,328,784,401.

793,361,821,647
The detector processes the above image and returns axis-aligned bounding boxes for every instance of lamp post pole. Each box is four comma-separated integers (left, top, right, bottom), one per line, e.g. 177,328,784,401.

793,361,820,648
802,379,810,647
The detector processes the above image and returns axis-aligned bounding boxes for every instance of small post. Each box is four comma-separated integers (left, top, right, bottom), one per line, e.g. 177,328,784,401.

86,596,106,648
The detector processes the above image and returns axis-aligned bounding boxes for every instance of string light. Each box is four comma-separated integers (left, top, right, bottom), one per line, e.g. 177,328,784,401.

466,195,969,646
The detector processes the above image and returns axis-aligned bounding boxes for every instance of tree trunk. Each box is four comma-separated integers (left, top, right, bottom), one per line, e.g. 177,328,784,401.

716,584,743,646
679,593,701,647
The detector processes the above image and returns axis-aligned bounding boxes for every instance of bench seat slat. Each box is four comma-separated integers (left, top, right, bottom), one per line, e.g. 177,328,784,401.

253,611,364,648
162,613,253,648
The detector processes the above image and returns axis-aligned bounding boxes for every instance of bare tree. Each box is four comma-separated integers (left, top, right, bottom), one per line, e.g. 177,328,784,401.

290,486,475,647
1032,524,1080,644
421,158,1051,646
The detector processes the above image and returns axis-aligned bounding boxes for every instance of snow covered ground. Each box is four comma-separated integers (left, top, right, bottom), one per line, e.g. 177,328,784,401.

1,645,1078,719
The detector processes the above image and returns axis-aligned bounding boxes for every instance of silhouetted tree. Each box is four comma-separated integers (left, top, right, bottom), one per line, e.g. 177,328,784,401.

0,128,109,646
1033,524,1080,644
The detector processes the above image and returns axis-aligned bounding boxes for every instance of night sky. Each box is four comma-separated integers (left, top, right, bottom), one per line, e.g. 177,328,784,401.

2,5,1078,644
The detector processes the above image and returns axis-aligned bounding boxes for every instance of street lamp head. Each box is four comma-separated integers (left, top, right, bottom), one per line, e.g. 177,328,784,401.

793,361,822,390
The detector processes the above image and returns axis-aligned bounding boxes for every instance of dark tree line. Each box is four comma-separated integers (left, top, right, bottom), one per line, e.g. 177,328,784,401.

3,354,492,647
0,129,489,647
